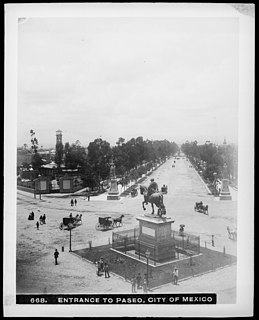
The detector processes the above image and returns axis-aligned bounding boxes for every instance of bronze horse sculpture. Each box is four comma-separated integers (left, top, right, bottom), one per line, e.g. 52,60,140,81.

140,185,166,216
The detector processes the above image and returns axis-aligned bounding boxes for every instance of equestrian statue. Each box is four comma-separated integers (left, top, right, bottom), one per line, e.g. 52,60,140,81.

140,178,166,216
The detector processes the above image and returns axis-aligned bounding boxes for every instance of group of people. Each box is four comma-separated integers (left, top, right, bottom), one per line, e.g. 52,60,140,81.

131,273,148,293
131,266,179,293
34,213,46,230
70,199,77,206
96,257,110,278
39,214,46,224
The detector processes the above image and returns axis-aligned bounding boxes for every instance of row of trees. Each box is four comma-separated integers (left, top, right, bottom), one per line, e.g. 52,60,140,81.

181,140,238,184
62,137,178,187
27,130,179,188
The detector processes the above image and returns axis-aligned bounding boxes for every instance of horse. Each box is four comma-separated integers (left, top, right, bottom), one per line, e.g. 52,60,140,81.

227,226,237,241
113,214,124,227
140,185,166,216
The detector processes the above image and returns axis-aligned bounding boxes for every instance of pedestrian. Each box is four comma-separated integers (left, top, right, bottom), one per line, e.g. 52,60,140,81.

87,193,90,201
36,221,39,230
74,199,77,206
71,199,74,206
136,273,142,289
173,267,179,285
96,261,102,276
104,263,110,278
43,214,46,224
99,257,104,271
143,277,148,293
54,249,59,265
131,276,137,293
211,235,215,247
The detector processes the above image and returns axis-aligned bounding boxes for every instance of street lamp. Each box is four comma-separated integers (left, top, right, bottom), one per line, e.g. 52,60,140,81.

67,225,73,252
145,249,151,288
38,174,42,200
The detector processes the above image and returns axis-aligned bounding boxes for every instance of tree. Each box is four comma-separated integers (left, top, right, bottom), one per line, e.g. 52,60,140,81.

87,138,112,180
64,142,87,169
30,129,43,170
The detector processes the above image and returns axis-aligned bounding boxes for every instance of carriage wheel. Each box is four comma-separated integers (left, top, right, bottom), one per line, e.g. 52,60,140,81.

95,223,103,231
59,223,64,230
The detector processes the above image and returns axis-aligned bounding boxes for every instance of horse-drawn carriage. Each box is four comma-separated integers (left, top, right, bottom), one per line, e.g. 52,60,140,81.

59,214,82,230
95,216,114,231
95,214,124,231
194,201,208,215
161,185,168,194
131,188,138,197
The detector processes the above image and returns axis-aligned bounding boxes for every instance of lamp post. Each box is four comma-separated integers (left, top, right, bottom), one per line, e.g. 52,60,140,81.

67,224,73,252
38,174,41,200
145,249,150,288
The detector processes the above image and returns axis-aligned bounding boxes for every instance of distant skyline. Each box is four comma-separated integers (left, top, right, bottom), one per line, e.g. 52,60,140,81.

17,9,239,149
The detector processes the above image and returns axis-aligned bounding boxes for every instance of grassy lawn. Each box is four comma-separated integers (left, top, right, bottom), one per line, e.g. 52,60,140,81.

73,244,236,289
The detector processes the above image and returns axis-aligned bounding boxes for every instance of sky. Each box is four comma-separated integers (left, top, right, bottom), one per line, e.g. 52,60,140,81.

17,12,239,149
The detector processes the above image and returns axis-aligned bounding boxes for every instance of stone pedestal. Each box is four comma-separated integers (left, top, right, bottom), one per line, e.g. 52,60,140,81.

219,179,232,200
59,175,74,193
107,179,120,200
135,214,176,262
34,176,50,194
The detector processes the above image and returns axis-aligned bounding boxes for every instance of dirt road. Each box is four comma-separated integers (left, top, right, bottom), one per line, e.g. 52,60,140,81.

16,157,237,302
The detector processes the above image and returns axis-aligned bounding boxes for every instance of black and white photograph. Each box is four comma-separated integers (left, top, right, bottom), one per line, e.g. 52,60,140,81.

4,3,254,317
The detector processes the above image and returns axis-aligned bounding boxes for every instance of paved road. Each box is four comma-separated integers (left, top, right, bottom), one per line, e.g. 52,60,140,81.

15,156,237,303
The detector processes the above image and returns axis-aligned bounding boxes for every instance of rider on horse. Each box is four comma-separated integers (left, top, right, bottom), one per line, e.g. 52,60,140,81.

147,178,159,199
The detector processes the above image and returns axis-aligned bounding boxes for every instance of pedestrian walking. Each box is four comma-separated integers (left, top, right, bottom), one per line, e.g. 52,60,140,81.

104,263,110,278
87,193,90,201
43,214,46,224
71,199,74,206
131,276,137,293
54,249,59,265
173,267,179,285
74,199,77,206
211,235,215,247
36,221,39,230
136,273,142,289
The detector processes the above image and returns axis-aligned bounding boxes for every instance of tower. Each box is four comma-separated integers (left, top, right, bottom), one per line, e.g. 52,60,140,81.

55,129,64,167
56,129,63,146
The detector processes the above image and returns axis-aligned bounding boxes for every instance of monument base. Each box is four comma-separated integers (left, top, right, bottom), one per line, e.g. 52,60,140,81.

219,192,232,200
219,179,232,200
107,194,120,200
136,215,176,263
107,179,120,200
